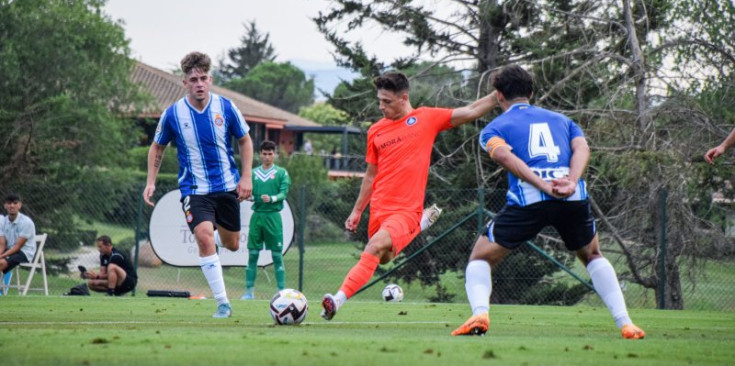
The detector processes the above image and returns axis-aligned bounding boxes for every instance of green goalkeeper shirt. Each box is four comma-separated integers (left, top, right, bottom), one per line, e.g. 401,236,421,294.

252,164,291,212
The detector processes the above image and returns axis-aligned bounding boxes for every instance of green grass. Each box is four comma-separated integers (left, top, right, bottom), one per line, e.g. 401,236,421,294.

0,297,733,366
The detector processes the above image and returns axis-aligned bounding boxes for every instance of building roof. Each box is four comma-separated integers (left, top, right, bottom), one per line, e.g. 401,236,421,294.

131,62,319,127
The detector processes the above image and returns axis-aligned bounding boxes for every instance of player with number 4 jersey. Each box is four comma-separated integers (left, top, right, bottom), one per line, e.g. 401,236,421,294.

479,99,588,206
453,65,644,340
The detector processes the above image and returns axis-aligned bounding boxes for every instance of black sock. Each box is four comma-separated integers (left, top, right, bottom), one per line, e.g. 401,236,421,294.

107,288,114,296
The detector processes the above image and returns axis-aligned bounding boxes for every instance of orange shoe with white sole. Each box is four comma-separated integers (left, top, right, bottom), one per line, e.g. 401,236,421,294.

621,324,646,339
451,312,489,336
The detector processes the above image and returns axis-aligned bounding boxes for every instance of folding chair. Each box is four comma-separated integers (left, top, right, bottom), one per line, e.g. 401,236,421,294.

12,233,49,296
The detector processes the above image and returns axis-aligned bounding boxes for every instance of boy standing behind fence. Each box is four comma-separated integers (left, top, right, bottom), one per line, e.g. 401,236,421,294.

241,140,291,299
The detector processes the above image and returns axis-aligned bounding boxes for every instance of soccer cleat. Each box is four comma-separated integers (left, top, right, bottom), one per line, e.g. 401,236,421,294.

421,203,443,230
451,312,489,336
621,324,645,339
212,303,232,318
241,288,255,300
320,293,337,321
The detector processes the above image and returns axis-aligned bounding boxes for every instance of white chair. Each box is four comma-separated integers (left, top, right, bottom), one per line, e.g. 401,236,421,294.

12,233,49,296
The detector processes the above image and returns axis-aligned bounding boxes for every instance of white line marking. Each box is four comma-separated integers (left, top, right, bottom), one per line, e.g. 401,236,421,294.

0,320,450,326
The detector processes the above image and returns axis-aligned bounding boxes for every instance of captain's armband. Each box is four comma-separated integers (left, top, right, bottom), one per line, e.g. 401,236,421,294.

485,137,512,158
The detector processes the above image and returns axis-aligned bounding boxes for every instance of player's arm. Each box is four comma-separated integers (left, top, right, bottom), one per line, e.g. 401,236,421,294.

237,134,254,200
96,265,108,280
345,163,377,232
0,237,26,259
551,136,589,198
450,91,499,127
705,127,735,164
271,170,291,203
0,235,7,255
144,142,167,207
491,145,558,197
567,137,590,183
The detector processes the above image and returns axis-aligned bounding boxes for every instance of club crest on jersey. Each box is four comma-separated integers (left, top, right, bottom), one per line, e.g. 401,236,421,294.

214,114,224,127
185,211,193,223
406,116,418,126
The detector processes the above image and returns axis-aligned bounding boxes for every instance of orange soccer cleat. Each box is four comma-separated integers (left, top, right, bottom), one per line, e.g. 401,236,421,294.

451,312,490,336
621,324,646,339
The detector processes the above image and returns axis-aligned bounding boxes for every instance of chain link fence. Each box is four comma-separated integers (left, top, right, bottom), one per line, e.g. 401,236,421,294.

1,181,733,311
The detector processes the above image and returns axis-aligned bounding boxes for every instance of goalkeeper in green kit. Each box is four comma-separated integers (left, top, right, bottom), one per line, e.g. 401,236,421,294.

242,140,291,300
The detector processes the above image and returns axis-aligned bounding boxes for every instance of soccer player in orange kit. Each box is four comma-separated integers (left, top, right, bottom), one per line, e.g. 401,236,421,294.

321,72,499,320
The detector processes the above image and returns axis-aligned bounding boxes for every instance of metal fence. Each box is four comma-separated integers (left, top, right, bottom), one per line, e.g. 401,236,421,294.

1,182,733,312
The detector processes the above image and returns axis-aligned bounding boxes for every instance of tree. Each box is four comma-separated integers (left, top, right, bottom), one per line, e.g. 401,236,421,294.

298,103,352,155
217,20,276,81
0,0,145,183
0,0,148,256
224,61,315,113
299,103,350,126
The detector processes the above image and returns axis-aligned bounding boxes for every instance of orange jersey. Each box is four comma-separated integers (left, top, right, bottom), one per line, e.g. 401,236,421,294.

366,107,453,213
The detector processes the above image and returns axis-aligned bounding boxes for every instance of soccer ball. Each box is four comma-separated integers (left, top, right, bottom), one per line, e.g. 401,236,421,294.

382,284,404,302
269,289,308,325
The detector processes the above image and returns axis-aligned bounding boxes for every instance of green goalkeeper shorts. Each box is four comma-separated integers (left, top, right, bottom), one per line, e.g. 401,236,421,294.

247,211,283,251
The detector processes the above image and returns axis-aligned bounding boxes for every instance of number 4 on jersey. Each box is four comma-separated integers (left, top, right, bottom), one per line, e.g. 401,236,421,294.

528,123,560,162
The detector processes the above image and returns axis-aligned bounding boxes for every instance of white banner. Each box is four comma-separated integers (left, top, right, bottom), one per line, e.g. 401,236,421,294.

149,190,295,267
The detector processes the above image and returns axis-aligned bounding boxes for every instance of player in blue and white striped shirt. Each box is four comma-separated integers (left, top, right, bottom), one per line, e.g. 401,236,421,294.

452,65,645,340
144,52,253,318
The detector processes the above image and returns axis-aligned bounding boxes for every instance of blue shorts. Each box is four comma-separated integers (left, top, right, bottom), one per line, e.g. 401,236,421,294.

485,200,596,251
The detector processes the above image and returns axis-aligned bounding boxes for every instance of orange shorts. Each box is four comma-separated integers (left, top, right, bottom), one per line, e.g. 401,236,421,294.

368,210,422,256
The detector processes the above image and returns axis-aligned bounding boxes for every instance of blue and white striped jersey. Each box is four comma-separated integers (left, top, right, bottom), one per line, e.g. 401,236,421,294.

154,93,250,196
479,103,587,206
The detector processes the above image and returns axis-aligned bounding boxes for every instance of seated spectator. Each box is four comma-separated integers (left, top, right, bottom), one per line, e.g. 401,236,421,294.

83,235,137,296
0,193,37,278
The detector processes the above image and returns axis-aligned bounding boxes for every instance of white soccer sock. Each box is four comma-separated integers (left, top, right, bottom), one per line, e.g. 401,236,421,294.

334,290,347,309
465,260,491,316
199,254,229,306
587,258,632,328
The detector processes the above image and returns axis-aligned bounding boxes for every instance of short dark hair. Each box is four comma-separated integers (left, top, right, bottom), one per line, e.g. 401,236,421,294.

373,72,409,93
96,235,113,246
4,193,21,203
260,140,277,152
181,52,211,75
492,65,533,100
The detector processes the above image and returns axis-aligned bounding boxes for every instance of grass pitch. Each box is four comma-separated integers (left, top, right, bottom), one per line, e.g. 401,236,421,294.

1,297,733,366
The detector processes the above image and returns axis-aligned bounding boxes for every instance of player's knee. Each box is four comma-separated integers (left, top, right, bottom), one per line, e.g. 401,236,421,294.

379,251,394,265
225,239,239,251
365,241,390,260
271,251,283,261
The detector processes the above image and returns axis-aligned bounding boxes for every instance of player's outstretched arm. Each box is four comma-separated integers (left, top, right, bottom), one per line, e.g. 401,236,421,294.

450,91,499,127
144,142,167,207
705,128,735,164
345,164,377,232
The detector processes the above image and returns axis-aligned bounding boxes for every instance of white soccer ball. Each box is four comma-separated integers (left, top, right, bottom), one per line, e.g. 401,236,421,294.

269,289,308,325
382,284,404,302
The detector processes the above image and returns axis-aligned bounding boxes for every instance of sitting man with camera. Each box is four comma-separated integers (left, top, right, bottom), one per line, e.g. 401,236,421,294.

81,235,137,296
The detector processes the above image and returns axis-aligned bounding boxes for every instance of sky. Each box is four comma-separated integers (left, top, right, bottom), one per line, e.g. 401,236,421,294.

103,0,407,93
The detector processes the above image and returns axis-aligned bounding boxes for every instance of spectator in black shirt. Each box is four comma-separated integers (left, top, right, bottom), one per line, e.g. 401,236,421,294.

83,235,137,296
